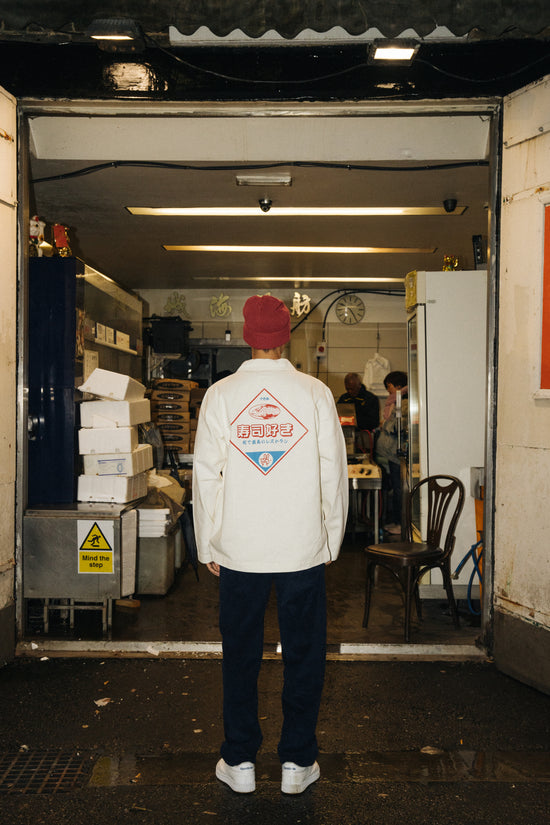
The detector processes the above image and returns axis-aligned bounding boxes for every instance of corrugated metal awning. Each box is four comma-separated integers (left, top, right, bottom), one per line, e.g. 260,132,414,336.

2,0,550,42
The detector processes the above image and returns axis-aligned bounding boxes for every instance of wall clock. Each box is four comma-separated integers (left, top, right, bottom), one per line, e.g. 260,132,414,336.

335,294,366,325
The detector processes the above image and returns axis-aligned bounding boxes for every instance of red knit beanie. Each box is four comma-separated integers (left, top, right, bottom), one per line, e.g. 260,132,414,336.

242,295,291,349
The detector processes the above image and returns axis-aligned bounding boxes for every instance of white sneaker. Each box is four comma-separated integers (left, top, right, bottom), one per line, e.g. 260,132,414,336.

281,761,320,794
215,758,255,793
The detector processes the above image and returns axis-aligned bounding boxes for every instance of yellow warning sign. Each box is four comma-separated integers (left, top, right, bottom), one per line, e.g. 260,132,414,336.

78,551,113,574
79,522,112,552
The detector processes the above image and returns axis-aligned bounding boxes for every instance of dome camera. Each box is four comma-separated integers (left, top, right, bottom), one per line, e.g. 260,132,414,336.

259,198,272,213
443,198,458,213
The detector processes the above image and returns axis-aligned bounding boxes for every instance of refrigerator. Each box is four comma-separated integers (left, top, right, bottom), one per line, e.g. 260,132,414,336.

405,270,487,592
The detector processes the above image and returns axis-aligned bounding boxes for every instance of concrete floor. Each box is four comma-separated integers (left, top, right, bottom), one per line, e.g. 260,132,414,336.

23,540,484,652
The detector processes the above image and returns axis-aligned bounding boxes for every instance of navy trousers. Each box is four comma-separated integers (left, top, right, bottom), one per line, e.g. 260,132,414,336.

218,564,327,767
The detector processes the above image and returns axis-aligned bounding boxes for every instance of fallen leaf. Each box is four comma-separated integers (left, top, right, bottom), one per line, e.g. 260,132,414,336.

94,697,111,707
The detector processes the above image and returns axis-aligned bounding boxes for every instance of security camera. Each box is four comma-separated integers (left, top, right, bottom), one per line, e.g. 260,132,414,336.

259,198,272,213
443,198,458,213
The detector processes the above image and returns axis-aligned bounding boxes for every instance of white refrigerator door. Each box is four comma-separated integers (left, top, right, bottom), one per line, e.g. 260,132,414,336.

410,270,487,590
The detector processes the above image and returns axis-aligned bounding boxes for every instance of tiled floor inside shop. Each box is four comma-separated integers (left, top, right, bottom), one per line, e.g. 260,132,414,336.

25,537,483,648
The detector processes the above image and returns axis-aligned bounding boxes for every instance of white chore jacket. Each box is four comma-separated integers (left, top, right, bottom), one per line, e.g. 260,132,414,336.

192,358,349,573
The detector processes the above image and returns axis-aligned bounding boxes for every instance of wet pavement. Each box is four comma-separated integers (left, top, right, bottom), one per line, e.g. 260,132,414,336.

1,657,549,824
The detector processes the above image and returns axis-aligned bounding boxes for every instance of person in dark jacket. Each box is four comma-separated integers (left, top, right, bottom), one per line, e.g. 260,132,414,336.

338,373,380,432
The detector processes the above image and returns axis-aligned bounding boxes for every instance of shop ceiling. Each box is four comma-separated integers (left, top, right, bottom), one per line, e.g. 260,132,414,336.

6,1,550,293
27,108,492,292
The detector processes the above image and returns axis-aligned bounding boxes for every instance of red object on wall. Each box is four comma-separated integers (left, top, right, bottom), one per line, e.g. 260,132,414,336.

541,205,550,389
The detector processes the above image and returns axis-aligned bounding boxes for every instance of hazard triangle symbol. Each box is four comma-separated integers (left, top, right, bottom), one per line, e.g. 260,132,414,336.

79,522,112,551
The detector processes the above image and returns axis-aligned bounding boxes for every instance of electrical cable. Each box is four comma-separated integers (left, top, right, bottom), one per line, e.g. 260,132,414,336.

290,287,403,334
415,52,550,84
31,158,489,185
145,32,550,87
146,32,550,87
150,36,372,85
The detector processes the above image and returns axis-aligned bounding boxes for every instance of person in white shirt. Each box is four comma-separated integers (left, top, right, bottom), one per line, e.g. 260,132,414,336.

193,294,348,795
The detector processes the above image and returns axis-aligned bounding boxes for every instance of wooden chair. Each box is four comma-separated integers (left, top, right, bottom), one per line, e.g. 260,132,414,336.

362,474,465,642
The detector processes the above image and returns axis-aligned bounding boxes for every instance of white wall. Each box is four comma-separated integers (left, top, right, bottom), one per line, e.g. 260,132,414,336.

0,85,17,660
137,286,408,401
495,77,550,633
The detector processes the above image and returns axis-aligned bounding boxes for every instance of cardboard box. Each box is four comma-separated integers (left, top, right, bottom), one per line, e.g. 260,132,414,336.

153,411,191,427
151,402,191,416
79,426,138,455
151,388,190,403
160,433,190,451
157,422,191,436
153,378,198,391
82,443,153,476
80,398,151,428
79,368,146,401
337,402,356,427
77,471,148,503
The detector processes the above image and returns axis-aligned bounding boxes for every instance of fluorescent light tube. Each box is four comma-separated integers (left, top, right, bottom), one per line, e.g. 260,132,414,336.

164,245,436,254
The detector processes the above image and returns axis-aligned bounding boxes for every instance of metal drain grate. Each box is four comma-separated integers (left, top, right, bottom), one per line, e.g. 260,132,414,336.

0,751,96,794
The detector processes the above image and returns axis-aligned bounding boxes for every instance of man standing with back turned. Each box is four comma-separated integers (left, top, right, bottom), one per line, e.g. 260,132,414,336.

193,294,348,795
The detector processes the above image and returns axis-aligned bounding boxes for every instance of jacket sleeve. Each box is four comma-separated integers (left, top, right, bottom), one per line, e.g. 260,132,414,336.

191,388,228,564
318,386,349,560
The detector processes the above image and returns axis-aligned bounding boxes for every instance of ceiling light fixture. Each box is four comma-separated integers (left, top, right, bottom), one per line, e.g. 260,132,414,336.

164,245,436,254
369,39,419,63
193,276,405,284
128,206,464,217
85,18,145,52
235,174,292,186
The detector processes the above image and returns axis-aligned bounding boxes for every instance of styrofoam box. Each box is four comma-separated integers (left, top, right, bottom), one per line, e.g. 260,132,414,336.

79,426,138,455
78,367,146,401
138,508,171,520
77,472,148,503
80,398,151,429
138,509,171,537
82,443,153,476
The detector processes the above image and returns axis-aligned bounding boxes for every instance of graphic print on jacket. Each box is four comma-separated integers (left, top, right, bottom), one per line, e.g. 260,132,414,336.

230,387,308,474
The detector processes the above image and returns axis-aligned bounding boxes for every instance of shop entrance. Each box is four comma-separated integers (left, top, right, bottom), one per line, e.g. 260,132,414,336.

16,100,497,657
